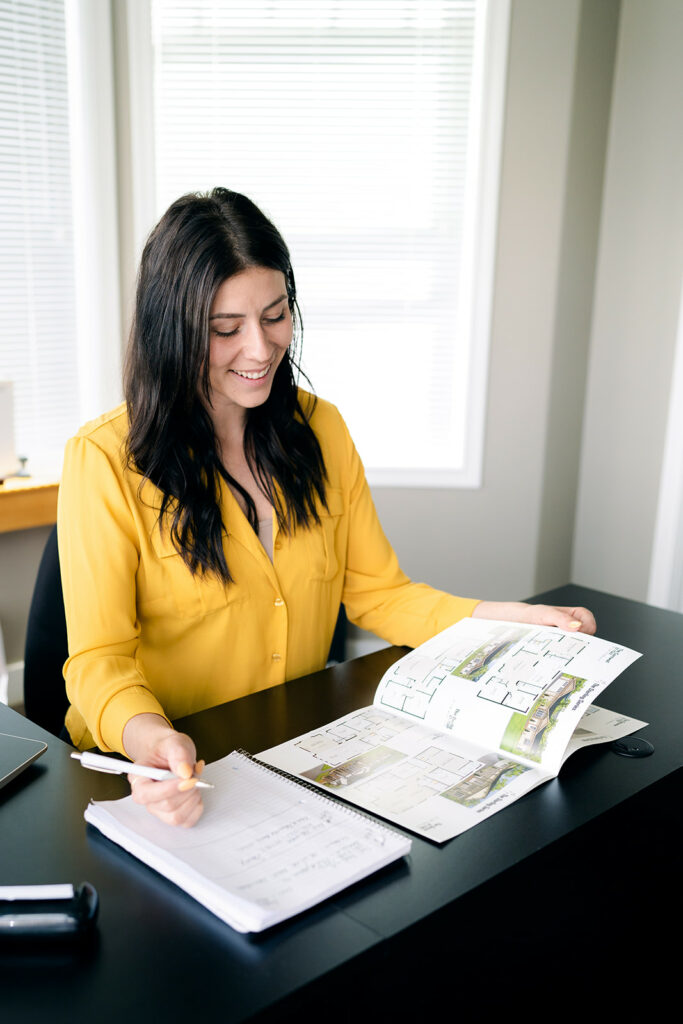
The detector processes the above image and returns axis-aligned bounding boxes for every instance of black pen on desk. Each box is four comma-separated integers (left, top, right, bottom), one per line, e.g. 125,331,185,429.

70,751,214,788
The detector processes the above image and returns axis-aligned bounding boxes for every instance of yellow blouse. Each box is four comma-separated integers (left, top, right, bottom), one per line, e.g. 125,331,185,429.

58,394,479,753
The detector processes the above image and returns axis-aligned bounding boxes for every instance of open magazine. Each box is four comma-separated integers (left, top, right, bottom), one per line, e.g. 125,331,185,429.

259,618,645,843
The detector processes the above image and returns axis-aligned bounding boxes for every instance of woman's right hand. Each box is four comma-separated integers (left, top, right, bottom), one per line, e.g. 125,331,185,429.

122,713,205,827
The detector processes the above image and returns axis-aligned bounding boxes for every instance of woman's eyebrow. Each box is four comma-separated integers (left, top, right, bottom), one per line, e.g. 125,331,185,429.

263,292,288,312
209,293,288,320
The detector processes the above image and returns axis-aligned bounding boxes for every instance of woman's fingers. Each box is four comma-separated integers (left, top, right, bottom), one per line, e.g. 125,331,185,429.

128,773,204,827
536,604,597,634
152,732,198,775
123,725,205,827
561,605,597,635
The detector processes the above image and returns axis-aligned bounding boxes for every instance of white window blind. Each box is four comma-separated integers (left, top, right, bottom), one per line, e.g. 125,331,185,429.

0,0,122,476
151,0,507,484
0,0,79,473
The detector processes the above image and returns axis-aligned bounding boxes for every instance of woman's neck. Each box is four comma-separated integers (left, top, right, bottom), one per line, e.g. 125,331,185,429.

208,402,247,462
209,406,274,523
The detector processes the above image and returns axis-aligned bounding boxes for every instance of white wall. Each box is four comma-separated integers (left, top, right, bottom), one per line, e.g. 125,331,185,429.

0,526,51,667
572,0,683,600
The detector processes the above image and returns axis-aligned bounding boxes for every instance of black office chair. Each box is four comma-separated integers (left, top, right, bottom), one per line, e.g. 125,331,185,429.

327,603,347,664
23,524,70,738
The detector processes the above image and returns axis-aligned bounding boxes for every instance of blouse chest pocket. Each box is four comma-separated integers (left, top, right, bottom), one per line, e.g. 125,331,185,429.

137,526,233,620
298,488,346,582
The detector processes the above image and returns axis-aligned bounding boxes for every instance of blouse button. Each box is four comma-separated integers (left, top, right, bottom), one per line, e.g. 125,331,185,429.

274,597,284,607
271,653,282,661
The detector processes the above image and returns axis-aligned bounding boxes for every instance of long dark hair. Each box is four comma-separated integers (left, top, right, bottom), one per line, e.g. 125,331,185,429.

124,187,327,582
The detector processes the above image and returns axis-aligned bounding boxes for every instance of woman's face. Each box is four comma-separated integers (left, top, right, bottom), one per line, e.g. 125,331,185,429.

207,266,292,418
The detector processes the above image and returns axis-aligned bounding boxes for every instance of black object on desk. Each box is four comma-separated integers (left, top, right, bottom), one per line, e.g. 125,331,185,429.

0,584,680,1021
0,882,98,939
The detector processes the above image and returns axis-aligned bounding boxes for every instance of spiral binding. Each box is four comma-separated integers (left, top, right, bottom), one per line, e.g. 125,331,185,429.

234,749,407,844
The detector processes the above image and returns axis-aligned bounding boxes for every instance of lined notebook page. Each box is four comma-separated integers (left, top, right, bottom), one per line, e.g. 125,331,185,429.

84,750,411,932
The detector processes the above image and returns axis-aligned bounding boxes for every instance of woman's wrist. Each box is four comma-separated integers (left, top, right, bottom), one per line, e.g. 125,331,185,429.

122,713,175,763
471,600,528,621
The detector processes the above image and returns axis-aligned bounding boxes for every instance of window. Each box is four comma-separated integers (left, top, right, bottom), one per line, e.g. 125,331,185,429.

150,0,509,485
0,0,79,473
0,0,121,476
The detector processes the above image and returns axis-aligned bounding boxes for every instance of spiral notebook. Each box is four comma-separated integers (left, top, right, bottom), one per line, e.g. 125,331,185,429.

83,749,411,933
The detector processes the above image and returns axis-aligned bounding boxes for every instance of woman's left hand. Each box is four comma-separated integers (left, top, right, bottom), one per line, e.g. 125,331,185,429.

472,600,596,635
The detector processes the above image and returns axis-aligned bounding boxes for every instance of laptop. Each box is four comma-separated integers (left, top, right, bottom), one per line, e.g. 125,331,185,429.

0,732,47,789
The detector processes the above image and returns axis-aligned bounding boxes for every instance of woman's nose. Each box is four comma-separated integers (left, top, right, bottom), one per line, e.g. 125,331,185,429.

241,320,271,361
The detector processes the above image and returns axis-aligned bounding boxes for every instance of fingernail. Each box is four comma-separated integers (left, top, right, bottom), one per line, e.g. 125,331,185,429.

196,760,205,776
177,779,197,791
177,762,193,780
570,620,582,629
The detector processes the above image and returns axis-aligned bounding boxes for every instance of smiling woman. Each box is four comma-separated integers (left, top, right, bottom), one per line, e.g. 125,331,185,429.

57,187,595,829
207,269,291,413
122,189,328,575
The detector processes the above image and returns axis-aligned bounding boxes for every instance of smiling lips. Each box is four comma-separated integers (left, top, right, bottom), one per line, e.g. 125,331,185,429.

230,364,271,381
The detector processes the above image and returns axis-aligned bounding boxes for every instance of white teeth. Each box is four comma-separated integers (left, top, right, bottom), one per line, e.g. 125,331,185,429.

233,367,269,380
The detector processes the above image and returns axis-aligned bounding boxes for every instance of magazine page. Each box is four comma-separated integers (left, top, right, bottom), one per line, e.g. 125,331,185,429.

258,701,649,844
372,619,641,774
561,704,648,762
259,706,552,843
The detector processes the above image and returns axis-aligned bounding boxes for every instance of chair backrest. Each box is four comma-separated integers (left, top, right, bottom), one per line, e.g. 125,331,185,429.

23,524,69,738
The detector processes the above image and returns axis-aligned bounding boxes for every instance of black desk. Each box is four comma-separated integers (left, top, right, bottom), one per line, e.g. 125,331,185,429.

1,585,680,1019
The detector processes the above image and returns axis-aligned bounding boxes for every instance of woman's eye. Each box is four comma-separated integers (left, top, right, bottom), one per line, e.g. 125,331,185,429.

213,327,239,338
263,311,285,325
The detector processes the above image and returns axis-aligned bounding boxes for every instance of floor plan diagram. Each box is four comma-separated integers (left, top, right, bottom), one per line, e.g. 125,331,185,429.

294,708,412,766
377,655,460,720
459,628,589,715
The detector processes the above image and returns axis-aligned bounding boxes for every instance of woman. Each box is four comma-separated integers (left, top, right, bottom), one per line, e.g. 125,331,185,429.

58,188,595,826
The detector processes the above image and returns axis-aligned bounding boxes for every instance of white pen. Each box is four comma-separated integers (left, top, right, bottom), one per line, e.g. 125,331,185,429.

70,751,214,788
